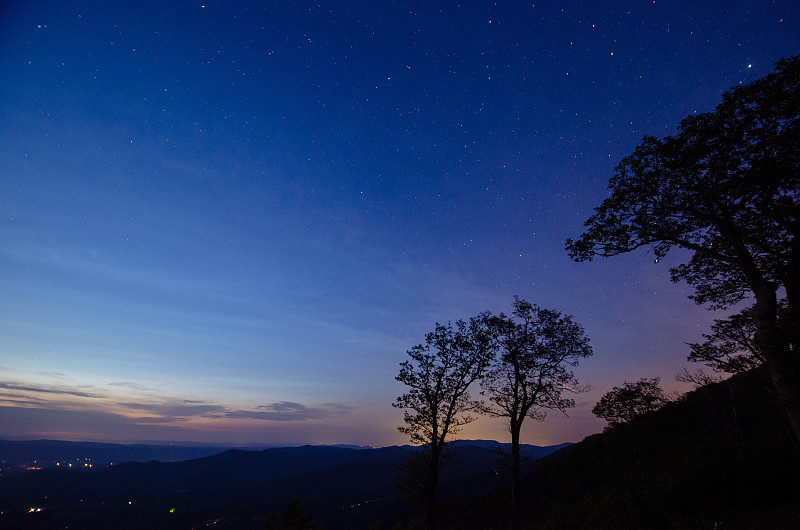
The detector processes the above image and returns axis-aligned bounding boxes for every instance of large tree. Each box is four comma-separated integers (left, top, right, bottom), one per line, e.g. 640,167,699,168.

592,377,667,428
393,318,493,530
567,57,800,440
480,298,592,530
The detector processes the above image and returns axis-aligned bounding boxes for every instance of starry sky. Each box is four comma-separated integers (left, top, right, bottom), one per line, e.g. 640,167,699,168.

1,1,798,447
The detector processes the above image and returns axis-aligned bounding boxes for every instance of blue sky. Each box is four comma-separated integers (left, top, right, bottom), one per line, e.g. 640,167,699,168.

1,1,798,446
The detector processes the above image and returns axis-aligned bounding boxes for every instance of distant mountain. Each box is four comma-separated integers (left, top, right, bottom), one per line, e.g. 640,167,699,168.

451,439,572,458
0,439,231,473
0,440,568,529
0,438,568,474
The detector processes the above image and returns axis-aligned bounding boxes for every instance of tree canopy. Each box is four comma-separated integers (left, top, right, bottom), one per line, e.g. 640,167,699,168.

566,56,800,440
394,319,493,447
567,57,799,311
480,297,592,530
687,306,766,374
393,318,493,530
481,298,592,424
592,377,667,428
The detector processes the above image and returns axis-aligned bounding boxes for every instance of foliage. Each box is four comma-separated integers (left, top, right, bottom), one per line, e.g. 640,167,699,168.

393,318,494,530
675,367,722,388
481,298,592,424
263,498,316,530
687,305,766,373
565,56,800,310
394,319,493,447
592,377,667,428
566,56,800,440
480,297,592,530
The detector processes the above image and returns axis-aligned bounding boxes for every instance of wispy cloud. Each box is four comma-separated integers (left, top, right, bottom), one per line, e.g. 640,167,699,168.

38,371,69,379
0,377,357,445
115,399,348,422
0,398,46,406
107,381,156,391
223,401,331,421
128,416,191,425
320,402,355,414
0,381,104,399
116,400,229,419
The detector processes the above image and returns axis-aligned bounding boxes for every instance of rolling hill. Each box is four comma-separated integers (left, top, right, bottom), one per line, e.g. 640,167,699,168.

0,440,565,529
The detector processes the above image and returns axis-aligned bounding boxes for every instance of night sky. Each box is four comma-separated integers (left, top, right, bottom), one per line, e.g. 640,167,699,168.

1,1,798,447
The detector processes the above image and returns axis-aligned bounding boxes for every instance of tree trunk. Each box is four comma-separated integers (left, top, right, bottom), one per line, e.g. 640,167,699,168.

767,348,800,441
780,275,800,441
509,420,522,530
423,447,440,530
752,285,800,441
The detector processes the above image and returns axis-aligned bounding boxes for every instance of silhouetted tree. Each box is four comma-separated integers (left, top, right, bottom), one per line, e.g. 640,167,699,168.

593,378,668,482
263,498,316,530
592,378,667,428
393,318,494,530
688,305,766,373
676,369,748,447
567,56,800,441
480,298,592,530
675,368,722,388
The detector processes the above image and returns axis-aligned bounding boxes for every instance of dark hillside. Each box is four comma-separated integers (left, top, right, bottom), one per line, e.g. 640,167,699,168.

448,366,799,529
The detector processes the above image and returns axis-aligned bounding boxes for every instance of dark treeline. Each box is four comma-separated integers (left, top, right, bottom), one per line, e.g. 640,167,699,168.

440,365,799,529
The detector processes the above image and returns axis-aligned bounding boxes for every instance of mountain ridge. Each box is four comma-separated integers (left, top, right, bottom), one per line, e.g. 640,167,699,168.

0,437,570,471
0,440,572,529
